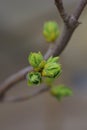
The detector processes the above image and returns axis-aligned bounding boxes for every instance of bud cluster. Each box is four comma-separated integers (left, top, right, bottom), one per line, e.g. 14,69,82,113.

27,52,62,86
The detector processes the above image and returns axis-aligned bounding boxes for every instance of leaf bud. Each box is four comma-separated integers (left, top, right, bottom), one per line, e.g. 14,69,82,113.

27,72,42,85
43,21,60,42
28,52,43,68
42,62,62,78
50,85,72,100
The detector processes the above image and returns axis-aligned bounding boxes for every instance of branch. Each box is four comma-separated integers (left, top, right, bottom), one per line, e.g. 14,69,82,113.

53,25,75,56
52,0,87,56
55,0,69,25
0,0,87,102
2,85,49,102
0,67,33,97
73,0,87,20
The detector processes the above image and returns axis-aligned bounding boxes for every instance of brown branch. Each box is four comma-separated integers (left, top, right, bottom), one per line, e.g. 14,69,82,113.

73,0,87,20
0,0,87,102
52,0,87,56
0,67,33,98
44,43,55,59
55,0,69,24
2,85,49,102
53,25,75,56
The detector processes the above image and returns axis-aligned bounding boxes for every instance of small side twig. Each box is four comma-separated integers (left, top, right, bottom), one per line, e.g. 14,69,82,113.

55,0,69,24
0,66,33,96
44,43,55,59
2,85,49,102
73,0,87,20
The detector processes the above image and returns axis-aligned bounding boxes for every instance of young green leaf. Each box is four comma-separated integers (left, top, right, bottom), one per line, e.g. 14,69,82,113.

27,72,42,86
28,52,43,68
50,85,73,101
47,56,59,63
42,62,62,78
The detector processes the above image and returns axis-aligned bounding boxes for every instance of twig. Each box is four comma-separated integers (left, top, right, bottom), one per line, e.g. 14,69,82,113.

53,24,75,56
73,0,87,20
0,67,33,97
0,0,87,102
2,85,49,102
44,43,55,59
55,0,69,24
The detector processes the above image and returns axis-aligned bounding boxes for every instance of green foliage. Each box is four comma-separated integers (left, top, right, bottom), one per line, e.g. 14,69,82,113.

28,52,45,69
47,56,59,63
27,72,42,85
42,62,62,78
43,21,60,42
50,85,72,100
27,52,62,86
34,60,46,72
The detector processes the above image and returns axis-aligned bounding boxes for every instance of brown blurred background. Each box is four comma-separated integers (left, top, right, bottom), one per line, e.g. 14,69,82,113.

0,0,87,130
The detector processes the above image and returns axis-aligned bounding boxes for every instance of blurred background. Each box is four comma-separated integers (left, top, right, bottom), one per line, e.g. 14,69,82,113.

0,0,87,130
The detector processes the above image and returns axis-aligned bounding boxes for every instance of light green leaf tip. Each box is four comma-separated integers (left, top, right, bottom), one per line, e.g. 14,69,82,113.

47,56,59,63
50,85,73,101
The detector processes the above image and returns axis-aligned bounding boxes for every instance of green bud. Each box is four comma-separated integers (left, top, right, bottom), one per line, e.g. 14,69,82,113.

43,21,60,42
47,56,59,63
42,62,62,78
28,52,43,68
50,85,73,100
34,60,46,71
27,72,42,85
